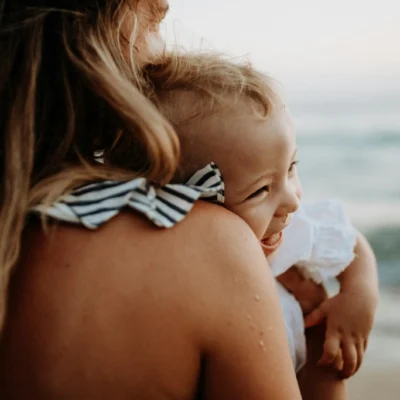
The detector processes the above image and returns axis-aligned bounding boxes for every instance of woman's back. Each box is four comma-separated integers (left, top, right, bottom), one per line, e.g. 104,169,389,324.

0,1,301,398
0,202,300,399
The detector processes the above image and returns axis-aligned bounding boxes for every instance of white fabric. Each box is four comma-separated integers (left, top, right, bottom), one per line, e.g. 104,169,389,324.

270,199,357,284
270,199,357,371
276,281,307,372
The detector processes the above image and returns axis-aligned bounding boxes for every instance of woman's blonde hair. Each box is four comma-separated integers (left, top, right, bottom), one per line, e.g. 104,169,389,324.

0,0,179,332
143,53,277,179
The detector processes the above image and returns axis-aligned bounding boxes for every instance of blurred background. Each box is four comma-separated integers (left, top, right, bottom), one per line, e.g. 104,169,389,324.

164,1,400,398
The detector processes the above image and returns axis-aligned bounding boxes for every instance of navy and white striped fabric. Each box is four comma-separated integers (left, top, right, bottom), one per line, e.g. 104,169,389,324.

33,163,225,229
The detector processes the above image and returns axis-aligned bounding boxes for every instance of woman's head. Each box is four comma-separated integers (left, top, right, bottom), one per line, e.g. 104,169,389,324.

145,53,302,252
0,0,177,331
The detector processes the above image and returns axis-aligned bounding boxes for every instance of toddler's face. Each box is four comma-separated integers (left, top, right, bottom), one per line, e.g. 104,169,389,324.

213,100,302,254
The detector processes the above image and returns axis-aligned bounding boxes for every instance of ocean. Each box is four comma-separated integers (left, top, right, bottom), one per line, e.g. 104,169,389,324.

289,95,400,288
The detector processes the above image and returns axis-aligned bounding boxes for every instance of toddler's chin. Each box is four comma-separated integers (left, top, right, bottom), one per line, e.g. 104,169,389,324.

265,250,279,264
260,231,283,256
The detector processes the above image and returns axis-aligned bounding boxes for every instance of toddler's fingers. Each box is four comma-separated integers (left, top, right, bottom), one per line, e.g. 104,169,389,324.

354,340,365,374
304,305,326,328
340,340,358,379
318,334,340,366
334,348,344,371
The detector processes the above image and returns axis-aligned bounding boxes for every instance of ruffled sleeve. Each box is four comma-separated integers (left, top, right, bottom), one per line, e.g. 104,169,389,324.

297,199,357,283
32,163,225,230
270,199,357,283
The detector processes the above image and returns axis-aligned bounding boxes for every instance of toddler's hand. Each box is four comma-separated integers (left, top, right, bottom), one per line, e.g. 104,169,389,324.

304,291,375,378
277,267,327,315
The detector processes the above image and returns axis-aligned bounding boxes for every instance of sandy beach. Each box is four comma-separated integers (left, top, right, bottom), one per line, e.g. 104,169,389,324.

348,289,400,399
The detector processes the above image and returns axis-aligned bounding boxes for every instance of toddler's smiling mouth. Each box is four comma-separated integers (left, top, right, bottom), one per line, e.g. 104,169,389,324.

260,232,283,254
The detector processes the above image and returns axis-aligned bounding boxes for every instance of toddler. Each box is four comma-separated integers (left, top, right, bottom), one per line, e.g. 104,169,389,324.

144,53,378,396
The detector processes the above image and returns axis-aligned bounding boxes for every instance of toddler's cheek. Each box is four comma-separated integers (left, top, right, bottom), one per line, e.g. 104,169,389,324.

296,183,303,201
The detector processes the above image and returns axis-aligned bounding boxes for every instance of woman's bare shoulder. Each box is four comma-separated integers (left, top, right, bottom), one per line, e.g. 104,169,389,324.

34,200,258,270
20,201,265,342
3,202,300,399
18,201,262,331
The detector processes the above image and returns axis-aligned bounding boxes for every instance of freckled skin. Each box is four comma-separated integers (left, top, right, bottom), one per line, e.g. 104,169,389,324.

0,204,302,399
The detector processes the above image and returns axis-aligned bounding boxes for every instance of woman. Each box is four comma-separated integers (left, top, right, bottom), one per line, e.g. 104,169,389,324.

0,1,301,398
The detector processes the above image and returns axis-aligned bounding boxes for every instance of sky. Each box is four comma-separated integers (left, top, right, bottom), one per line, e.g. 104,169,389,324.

163,0,400,102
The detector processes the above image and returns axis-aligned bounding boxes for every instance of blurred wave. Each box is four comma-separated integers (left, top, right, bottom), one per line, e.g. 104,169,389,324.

293,98,400,287
298,131,400,147
364,226,400,287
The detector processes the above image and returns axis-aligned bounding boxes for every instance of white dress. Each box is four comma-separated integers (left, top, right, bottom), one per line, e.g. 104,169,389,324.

270,199,358,372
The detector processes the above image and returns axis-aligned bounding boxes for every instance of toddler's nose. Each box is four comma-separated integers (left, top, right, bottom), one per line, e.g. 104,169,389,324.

276,189,300,217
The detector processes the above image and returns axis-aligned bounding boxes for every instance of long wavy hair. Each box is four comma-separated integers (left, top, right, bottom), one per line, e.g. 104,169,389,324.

0,0,179,333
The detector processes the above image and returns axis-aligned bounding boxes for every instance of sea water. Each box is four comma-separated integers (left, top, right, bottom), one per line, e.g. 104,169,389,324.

291,96,400,288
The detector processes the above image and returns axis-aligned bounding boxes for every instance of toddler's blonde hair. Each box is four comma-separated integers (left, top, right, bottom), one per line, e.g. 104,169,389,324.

144,53,278,180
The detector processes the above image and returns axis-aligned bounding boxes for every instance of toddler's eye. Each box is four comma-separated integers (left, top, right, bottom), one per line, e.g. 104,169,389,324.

247,186,269,200
289,160,299,173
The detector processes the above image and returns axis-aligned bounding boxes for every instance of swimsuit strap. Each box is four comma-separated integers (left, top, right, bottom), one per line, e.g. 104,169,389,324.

32,163,225,229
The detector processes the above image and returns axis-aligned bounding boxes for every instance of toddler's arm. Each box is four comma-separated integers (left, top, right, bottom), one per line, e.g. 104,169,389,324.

338,232,378,304
304,231,378,378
